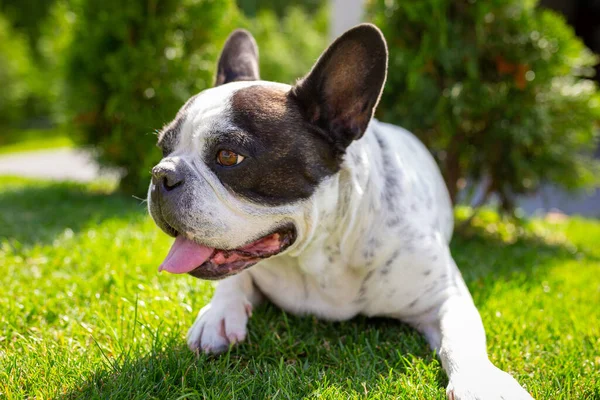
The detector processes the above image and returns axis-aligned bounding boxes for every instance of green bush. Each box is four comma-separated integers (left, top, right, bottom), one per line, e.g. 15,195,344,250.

64,0,241,195
63,0,328,196
237,0,324,18
1,0,65,122
36,0,75,125
248,5,328,84
0,0,56,56
0,13,35,129
368,0,600,212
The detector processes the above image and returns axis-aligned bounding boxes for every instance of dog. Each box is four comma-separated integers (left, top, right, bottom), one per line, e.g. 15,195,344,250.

148,24,533,399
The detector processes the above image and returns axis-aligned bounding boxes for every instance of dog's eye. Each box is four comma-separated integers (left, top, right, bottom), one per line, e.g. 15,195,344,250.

217,150,245,167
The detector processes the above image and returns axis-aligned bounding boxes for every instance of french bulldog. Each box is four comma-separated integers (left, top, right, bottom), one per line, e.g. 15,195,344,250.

148,24,533,399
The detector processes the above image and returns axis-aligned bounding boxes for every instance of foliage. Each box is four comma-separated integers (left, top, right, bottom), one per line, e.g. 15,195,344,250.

247,5,328,84
237,0,324,18
0,0,56,56
1,177,600,398
62,0,328,195
37,0,77,125
368,0,600,212
0,128,73,155
0,0,65,120
64,0,241,196
0,13,35,129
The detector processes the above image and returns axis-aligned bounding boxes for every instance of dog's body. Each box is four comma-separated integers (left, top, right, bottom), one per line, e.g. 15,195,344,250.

148,25,533,399
242,116,454,322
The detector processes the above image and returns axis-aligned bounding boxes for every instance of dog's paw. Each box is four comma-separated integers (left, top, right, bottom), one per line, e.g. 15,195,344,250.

447,363,533,400
186,299,252,354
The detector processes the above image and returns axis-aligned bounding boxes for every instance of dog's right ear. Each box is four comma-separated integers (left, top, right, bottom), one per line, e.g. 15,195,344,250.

215,29,260,86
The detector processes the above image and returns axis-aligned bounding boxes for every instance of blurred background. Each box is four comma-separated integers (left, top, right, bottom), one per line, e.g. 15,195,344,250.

0,0,599,217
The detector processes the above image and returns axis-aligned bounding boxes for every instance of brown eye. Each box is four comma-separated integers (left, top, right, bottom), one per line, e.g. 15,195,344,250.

217,150,245,166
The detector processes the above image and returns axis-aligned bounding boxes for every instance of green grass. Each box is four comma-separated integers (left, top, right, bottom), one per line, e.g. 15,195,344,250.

1,177,599,399
0,129,74,155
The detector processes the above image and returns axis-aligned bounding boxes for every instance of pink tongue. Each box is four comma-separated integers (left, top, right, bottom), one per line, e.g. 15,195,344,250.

159,236,214,274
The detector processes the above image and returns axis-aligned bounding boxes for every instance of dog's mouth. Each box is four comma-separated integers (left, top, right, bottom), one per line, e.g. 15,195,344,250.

158,224,296,280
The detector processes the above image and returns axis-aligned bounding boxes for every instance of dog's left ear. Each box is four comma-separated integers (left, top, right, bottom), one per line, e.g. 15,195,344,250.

215,29,260,86
291,23,388,150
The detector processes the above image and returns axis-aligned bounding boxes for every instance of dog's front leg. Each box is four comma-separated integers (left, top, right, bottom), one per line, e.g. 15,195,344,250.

187,271,262,354
416,271,533,399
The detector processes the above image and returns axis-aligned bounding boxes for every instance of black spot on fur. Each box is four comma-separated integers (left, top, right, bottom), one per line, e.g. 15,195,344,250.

157,94,199,156
402,243,416,253
157,112,184,156
362,238,380,262
368,237,381,249
354,270,375,303
386,216,402,228
373,127,404,216
301,273,309,300
380,249,399,275
425,283,439,294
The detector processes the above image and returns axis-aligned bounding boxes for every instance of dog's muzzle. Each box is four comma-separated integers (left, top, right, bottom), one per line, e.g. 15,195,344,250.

148,158,192,237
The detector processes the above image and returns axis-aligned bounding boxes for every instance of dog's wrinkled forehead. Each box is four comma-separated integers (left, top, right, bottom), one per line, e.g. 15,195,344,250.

157,81,339,206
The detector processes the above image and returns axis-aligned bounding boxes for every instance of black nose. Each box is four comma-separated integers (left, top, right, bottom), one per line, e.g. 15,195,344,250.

152,164,184,192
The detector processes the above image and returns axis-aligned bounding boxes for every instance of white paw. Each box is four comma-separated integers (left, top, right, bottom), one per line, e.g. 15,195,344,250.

186,299,252,354
447,363,533,400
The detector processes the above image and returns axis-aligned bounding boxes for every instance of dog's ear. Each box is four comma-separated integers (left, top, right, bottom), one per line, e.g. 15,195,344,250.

215,29,260,86
290,24,388,150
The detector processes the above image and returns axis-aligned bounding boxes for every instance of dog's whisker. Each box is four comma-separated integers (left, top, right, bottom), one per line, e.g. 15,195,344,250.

131,195,147,204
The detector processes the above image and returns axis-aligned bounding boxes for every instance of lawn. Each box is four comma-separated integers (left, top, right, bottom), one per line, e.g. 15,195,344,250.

0,177,599,399
0,129,74,155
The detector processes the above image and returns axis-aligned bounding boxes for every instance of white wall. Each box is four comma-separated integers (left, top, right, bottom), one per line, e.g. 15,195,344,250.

330,0,364,39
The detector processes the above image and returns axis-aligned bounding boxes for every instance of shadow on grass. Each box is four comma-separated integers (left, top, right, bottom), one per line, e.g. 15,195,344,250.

61,305,446,399
0,179,146,248
450,223,599,302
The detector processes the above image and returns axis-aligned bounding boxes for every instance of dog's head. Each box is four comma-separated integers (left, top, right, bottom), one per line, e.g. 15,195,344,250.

148,24,388,280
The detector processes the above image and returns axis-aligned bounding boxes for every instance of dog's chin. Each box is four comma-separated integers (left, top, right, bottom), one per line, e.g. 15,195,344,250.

158,222,297,280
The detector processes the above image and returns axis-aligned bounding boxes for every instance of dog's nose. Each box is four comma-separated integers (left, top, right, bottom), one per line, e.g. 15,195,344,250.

152,164,184,192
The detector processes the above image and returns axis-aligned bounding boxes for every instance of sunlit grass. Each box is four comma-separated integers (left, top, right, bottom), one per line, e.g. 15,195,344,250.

0,177,598,399
0,129,74,155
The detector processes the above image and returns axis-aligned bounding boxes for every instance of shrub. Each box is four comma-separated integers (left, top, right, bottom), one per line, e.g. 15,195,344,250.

64,0,241,196
0,0,56,55
1,0,65,122
236,0,324,18
248,5,328,84
0,13,35,130
37,0,76,125
368,0,600,212
64,0,329,196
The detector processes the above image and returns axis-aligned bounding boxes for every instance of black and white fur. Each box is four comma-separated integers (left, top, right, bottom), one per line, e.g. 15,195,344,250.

148,25,533,399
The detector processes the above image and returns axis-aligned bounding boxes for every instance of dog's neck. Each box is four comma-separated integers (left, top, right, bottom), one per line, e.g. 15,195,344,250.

290,120,387,266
